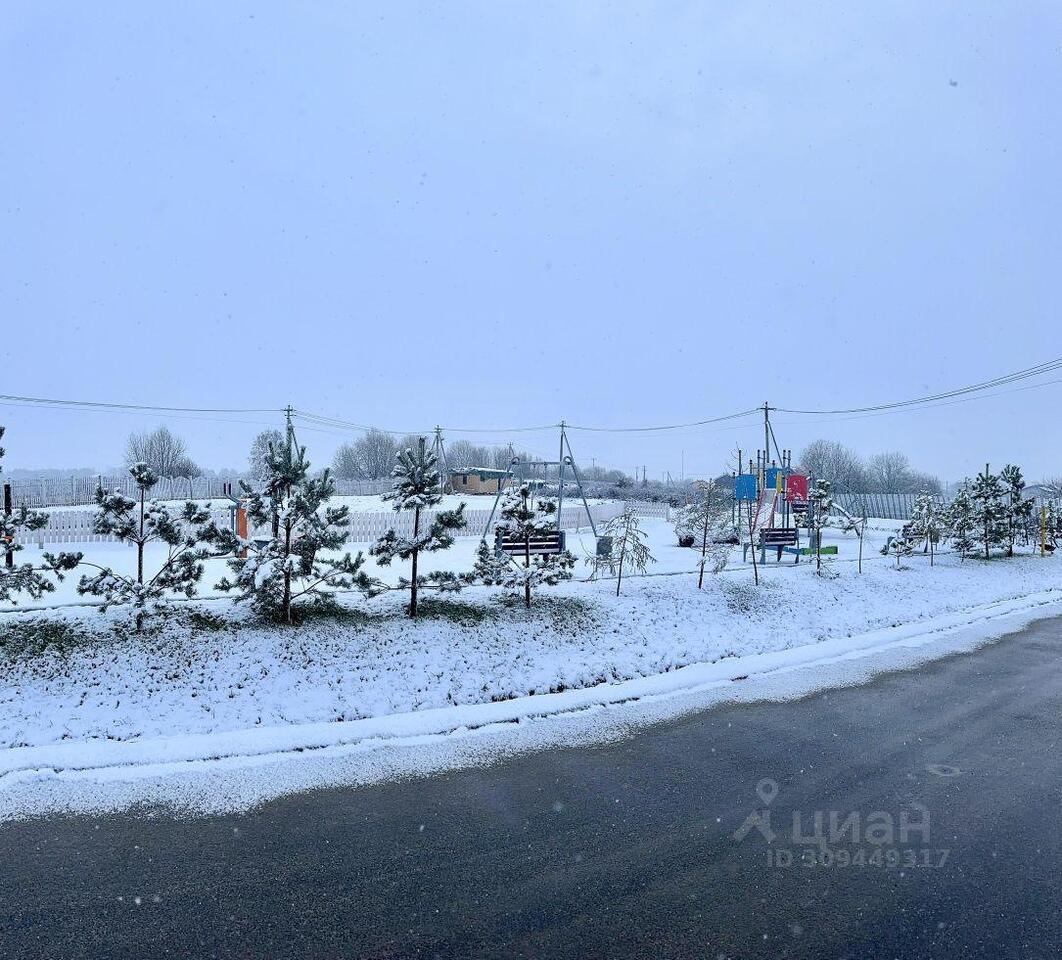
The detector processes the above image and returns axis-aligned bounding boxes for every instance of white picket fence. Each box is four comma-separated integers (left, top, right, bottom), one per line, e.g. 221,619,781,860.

12,500,669,547
12,508,238,546
3,475,395,508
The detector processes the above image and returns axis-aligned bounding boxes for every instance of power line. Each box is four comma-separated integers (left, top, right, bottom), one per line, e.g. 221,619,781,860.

292,410,434,437
772,375,1062,428
565,407,761,433
0,393,281,415
293,409,559,437
775,357,1062,416
5,353,1062,442
0,401,283,431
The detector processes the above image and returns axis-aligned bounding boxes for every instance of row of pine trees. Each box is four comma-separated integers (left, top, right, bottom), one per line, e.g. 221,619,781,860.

883,463,1050,565
2,421,1057,627
0,426,578,627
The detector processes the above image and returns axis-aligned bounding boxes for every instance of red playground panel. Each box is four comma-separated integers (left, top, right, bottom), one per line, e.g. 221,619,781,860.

785,474,808,503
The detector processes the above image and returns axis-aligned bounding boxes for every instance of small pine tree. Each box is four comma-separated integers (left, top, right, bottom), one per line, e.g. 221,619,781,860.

1044,501,1060,551
1000,464,1034,557
808,479,834,574
77,463,214,630
946,484,976,559
836,505,868,573
206,436,382,623
0,426,80,604
674,481,732,587
880,531,915,569
473,484,575,608
591,505,655,595
370,439,466,618
909,492,945,566
969,465,1008,560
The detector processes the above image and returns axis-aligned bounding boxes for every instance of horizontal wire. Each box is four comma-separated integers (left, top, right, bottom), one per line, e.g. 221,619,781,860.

0,393,280,414
772,375,1062,429
0,401,283,431
565,408,762,433
776,357,1062,416
5,354,1061,444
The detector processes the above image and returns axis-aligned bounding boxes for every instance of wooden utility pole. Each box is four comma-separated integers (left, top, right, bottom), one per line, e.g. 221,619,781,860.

763,402,770,476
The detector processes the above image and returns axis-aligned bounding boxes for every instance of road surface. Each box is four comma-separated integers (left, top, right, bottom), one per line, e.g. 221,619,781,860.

3,617,1062,958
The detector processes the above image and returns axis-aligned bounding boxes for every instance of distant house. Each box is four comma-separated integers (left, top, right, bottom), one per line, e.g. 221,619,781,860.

1026,483,1062,504
449,467,509,495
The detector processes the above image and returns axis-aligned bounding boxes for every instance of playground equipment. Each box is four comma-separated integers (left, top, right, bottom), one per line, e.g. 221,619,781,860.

732,405,819,565
481,422,605,559
221,481,251,557
736,447,804,564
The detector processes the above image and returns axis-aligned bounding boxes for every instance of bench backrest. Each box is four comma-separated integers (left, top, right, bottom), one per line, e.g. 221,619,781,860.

495,529,567,557
759,527,798,545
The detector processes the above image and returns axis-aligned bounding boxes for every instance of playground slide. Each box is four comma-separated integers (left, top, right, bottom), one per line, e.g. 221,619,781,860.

751,490,778,537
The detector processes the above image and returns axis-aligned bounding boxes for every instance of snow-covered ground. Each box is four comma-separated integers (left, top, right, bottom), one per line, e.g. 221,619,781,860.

0,518,1055,746
8,512,886,610
3,517,1061,820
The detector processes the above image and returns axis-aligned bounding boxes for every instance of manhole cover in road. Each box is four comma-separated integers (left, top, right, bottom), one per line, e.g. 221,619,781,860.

926,764,961,777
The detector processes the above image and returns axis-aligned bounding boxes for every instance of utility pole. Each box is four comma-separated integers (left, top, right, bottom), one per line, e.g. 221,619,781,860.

274,404,295,539
763,402,771,480
284,405,295,456
433,426,450,493
556,421,566,526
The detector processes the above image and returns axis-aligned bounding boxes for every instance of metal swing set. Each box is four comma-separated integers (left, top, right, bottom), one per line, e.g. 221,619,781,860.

469,422,605,560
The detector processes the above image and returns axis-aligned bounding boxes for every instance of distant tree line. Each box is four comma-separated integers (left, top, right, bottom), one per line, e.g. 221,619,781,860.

797,439,942,494
327,428,631,484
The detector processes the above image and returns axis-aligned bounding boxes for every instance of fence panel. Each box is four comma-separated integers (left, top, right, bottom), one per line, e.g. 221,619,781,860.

833,492,944,521
9,498,666,547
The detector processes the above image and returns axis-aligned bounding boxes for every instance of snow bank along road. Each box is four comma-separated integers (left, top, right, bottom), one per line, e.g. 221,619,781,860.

3,615,1062,959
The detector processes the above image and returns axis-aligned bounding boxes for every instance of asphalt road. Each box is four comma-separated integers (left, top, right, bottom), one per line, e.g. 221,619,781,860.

3,617,1062,959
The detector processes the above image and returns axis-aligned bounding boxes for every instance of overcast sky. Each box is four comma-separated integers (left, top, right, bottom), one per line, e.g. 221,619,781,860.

2,2,1060,482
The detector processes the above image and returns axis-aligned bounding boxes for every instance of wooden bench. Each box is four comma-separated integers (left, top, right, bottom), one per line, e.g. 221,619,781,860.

743,527,799,564
495,529,567,559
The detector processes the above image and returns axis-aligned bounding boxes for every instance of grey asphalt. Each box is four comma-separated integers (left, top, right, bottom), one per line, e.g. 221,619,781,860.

3,617,1062,959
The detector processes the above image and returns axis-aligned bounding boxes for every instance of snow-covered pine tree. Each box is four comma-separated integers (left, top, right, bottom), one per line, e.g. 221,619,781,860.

473,483,575,608
909,492,945,566
1000,464,1034,557
370,438,466,618
590,505,655,595
0,426,80,604
968,464,1008,560
673,480,732,587
808,478,834,574
1043,501,1060,552
946,484,976,559
77,463,214,630
880,531,915,569
205,435,382,623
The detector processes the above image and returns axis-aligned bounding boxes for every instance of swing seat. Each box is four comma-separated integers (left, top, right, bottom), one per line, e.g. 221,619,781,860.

494,529,566,558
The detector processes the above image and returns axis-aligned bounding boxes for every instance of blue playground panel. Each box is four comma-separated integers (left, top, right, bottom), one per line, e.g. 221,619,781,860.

765,467,783,490
735,474,758,501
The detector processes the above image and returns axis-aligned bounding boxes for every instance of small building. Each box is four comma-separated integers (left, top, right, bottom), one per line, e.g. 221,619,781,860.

449,467,509,495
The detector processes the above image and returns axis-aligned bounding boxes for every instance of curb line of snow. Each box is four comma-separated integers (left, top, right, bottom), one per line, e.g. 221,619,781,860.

3,589,1061,794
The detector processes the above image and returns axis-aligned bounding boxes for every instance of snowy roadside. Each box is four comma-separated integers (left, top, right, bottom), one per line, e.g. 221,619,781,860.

2,585,1059,822
2,533,1062,820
